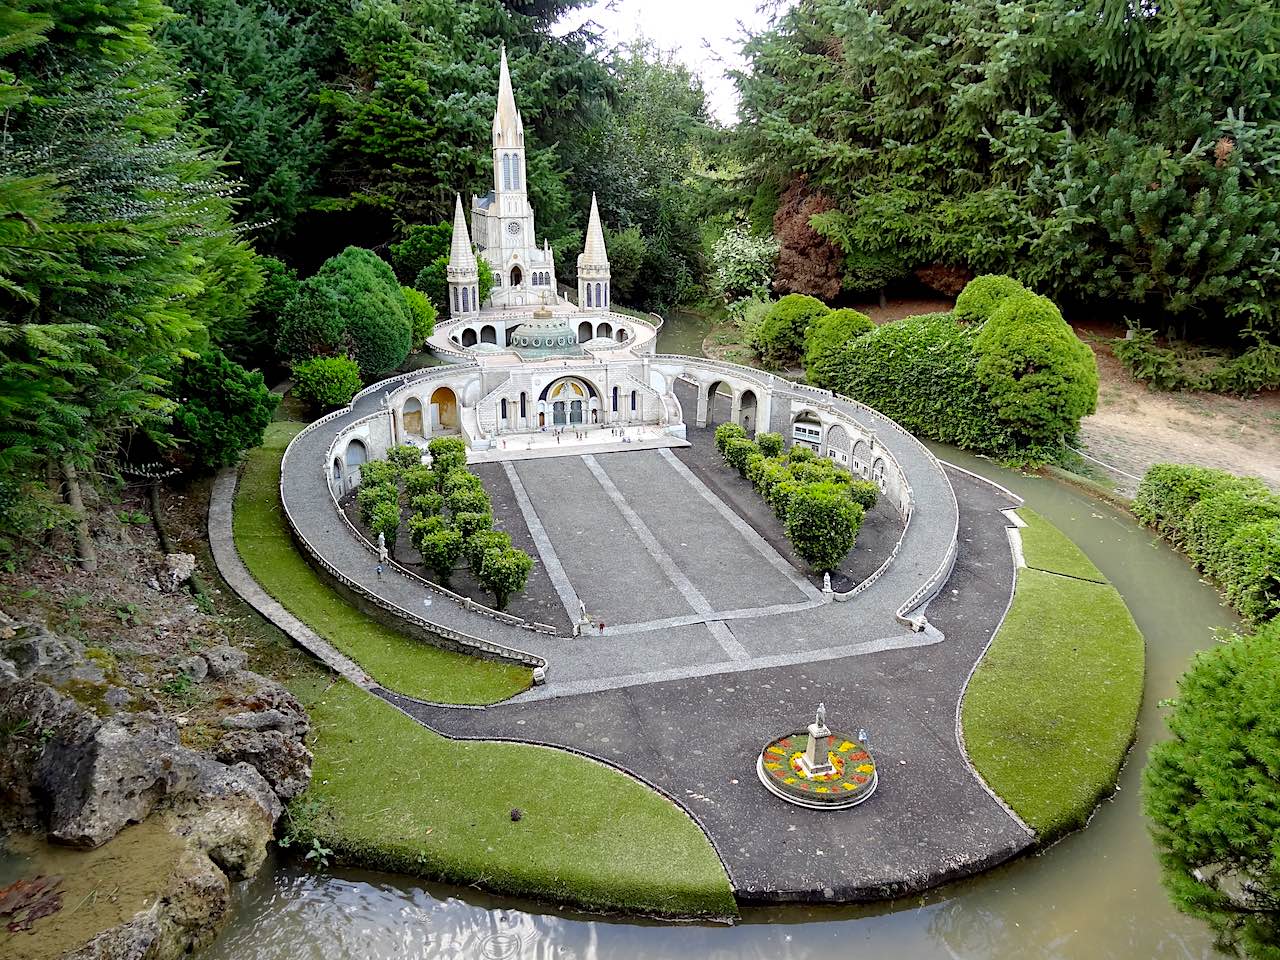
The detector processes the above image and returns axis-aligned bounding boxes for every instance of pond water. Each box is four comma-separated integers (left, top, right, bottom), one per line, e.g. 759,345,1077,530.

655,308,715,357
201,446,1235,960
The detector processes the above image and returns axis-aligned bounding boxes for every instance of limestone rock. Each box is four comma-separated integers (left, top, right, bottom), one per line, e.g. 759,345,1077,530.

175,655,208,683
153,553,197,593
200,644,247,679
227,671,309,739
215,730,313,801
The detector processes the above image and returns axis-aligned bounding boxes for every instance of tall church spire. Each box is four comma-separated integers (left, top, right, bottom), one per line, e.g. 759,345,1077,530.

492,44,523,148
577,193,611,313
582,193,609,268
447,194,476,273
447,194,479,317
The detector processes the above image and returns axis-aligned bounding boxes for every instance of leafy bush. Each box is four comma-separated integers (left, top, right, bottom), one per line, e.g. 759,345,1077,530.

429,436,467,477
291,356,362,410
714,422,746,456
784,482,864,572
407,513,445,552
1113,329,1194,390
453,510,492,539
402,286,437,347
466,529,512,577
169,349,277,472
357,482,398,525
386,444,422,472
428,436,467,459
368,500,401,551
803,308,873,387
443,470,483,496
1221,519,1280,624
1132,464,1253,546
410,492,443,517
1114,332,1280,395
403,466,437,499
1144,624,1280,959
1209,342,1280,394
724,438,758,475
710,225,778,302
276,280,346,362
756,432,784,458
356,460,398,489
752,294,829,368
973,292,1098,446
418,527,463,583
787,444,816,463
954,274,1025,324
478,547,534,610
847,479,880,511
732,296,775,351
416,253,495,316
446,486,490,516
1184,489,1280,575
389,223,452,284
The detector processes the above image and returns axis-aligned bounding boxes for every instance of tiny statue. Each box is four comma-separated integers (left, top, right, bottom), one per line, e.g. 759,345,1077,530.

377,531,388,564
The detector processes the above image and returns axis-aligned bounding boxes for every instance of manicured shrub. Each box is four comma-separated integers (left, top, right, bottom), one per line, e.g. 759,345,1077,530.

1133,464,1252,545
466,529,512,577
973,292,1098,447
787,445,816,463
443,470,484,496
478,547,534,611
357,482,398,525
276,280,345,362
410,492,443,517
368,500,401,551
1144,624,1280,959
724,438,758,475
403,466,437,499
428,436,467,459
714,422,746,456
847,479,880,510
453,510,492,540
407,513,445,552
1184,489,1280,576
1221,519,1280,624
386,444,422,472
314,247,413,378
402,285,437,347
446,486,489,516
418,527,464,583
784,483,864,572
291,356,362,410
804,307,873,387
768,477,804,522
756,432,784,458
356,460,398,489
389,222,452,284
169,348,277,472
752,294,829,368
954,274,1025,324
752,459,791,503
789,457,838,485
816,312,1014,455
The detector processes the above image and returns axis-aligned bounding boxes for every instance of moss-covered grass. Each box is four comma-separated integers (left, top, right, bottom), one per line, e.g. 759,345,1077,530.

1017,508,1108,583
233,421,531,705
290,678,737,919
962,509,1145,841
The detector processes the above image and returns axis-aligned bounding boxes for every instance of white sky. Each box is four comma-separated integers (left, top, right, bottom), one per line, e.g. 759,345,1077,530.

554,0,796,125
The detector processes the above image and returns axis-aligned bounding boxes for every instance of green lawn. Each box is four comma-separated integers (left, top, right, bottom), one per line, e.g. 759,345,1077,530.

961,509,1145,841
234,421,531,705
1017,508,1108,583
291,678,737,919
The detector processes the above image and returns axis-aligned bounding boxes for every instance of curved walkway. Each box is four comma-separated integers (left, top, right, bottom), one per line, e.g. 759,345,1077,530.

279,356,960,699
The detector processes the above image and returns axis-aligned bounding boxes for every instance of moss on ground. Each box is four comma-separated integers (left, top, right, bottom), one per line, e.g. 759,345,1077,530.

289,678,737,919
234,421,530,705
962,510,1144,841
1017,508,1108,583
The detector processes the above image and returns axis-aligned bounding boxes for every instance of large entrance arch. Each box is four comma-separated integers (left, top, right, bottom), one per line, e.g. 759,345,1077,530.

480,325,497,344
402,396,424,437
510,265,523,288
706,380,733,426
430,386,459,433
461,328,478,347
577,320,593,343
739,389,758,436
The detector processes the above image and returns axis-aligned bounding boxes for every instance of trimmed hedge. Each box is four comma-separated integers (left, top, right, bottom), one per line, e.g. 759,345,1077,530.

291,356,362,410
803,307,873,384
752,293,828,368
954,273,1025,324
1134,463,1280,623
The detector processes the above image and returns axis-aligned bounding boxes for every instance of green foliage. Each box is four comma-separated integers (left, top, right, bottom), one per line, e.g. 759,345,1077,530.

973,292,1098,446
453,510,492,540
169,349,278,472
1112,329,1196,391
723,438,758,476
711,225,778,302
804,308,873,386
385,444,422,472
954,275,1026,325
784,483,864,572
291,356,362,410
357,482,398,526
390,224,452,284
403,466,437,499
1132,464,1258,546
756,432,784,458
1221,520,1280,624
414,259,449,316
1210,342,1280,394
753,294,829,369
409,493,443,518
605,227,647,305
442,470,483,497
312,247,413,378
466,529,512,577
407,512,445,553
1184,490,1280,576
1116,331,1280,394
818,313,1014,455
277,281,346,362
713,422,746,456
402,286,437,348
219,255,300,368
419,527,464,584
1143,624,1280,957
446,487,490,517
368,499,401,551
356,460,398,489
478,547,534,610
428,436,467,460
847,480,880,511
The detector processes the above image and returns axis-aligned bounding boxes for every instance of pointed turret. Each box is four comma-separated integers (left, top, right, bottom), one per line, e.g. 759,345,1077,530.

577,193,611,313
492,45,523,148
446,194,479,317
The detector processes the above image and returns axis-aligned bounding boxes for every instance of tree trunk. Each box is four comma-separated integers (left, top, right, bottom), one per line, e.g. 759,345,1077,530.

879,288,888,310
61,460,97,572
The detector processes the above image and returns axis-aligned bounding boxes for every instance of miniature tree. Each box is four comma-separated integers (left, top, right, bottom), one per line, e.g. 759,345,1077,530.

784,483,864,572
419,527,463,583
478,547,534,610
466,529,512,577
368,500,401,551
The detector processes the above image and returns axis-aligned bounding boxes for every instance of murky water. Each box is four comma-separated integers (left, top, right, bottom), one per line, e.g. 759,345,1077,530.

200,445,1234,959
655,308,713,357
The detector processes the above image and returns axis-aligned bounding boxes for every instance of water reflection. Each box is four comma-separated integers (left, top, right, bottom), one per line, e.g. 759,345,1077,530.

203,448,1227,960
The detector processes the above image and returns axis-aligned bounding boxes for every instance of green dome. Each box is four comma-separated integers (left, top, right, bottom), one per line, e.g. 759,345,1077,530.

510,308,582,358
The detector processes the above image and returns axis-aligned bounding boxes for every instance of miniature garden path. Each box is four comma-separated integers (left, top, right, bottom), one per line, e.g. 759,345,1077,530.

381,467,1032,901
279,361,961,698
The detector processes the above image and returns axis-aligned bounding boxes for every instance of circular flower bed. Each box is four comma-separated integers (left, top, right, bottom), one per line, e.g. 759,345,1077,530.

756,732,878,809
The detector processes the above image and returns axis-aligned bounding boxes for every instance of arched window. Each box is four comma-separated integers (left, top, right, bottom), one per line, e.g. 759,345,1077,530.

502,154,511,191
596,282,603,307
585,283,593,307
452,287,459,313
519,392,527,418
604,282,609,306
500,398,508,419
611,386,618,412
512,155,521,190
462,286,470,312
630,390,637,412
